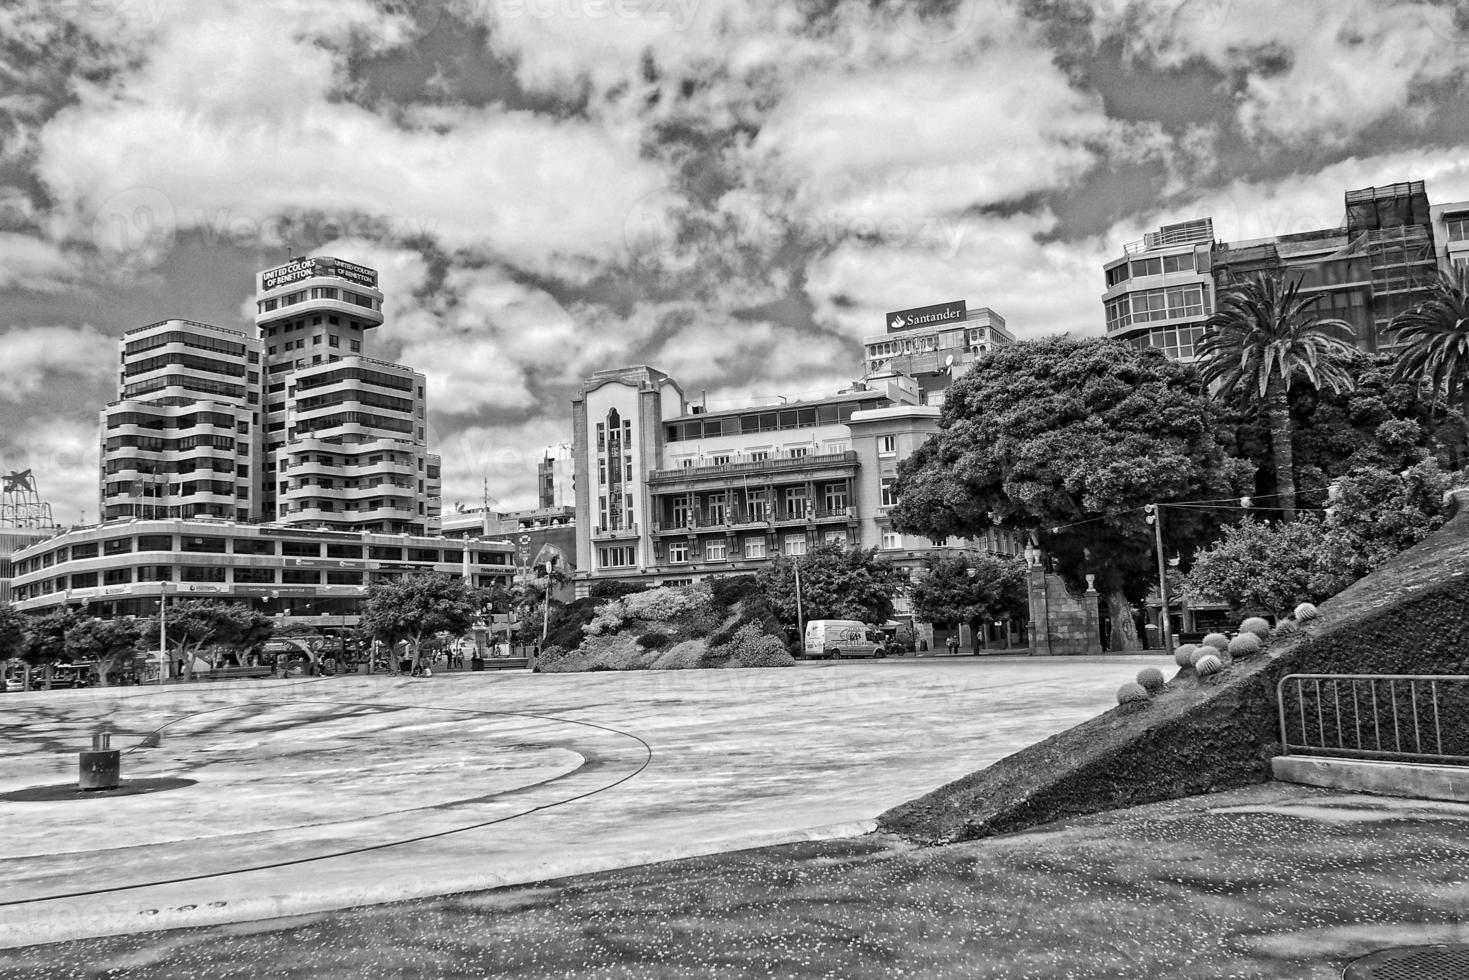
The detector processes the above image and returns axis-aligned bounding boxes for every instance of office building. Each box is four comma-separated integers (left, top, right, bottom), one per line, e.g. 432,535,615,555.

8,519,514,622
1430,200,1469,274
1103,181,1441,360
862,301,1014,406
537,442,575,509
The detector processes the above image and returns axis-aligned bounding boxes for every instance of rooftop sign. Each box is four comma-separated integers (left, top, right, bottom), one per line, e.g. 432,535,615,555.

260,256,380,292
886,300,966,333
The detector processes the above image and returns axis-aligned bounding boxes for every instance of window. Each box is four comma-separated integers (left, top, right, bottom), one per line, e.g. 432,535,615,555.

181,536,227,553
782,534,807,556
599,545,636,568
329,336,339,348
746,490,766,522
878,435,897,456
234,567,275,584
1445,215,1469,241
882,530,902,550
281,569,319,584
349,340,361,353
788,446,808,458
744,536,766,559
823,531,847,548
880,479,899,508
823,484,848,512
749,450,769,462
1162,253,1194,274
233,538,274,555
671,495,692,527
180,565,226,582
783,486,807,519
706,492,726,525
103,568,132,585
281,541,320,557
668,542,690,563
711,454,731,466
705,540,727,561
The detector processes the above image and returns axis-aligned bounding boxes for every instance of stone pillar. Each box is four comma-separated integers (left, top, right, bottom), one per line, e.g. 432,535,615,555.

1027,566,1102,656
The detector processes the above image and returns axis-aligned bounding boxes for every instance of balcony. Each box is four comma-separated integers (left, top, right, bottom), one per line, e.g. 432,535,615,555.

590,522,639,541
646,451,859,491
653,505,856,535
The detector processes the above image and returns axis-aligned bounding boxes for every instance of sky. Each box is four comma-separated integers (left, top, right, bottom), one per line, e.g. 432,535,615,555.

5,0,1469,523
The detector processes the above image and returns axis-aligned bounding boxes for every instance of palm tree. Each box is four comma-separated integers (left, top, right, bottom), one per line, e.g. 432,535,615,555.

1196,273,1357,520
1389,266,1469,460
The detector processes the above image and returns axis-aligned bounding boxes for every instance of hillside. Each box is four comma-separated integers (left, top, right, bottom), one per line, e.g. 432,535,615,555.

879,490,1469,843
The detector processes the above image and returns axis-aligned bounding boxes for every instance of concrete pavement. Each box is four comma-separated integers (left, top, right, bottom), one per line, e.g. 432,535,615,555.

0,656,1161,948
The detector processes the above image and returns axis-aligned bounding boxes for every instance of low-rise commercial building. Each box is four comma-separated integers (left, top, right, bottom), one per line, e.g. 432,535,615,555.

8,519,515,627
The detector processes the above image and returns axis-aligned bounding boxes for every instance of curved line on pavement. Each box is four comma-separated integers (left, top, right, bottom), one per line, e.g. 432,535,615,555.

0,697,652,909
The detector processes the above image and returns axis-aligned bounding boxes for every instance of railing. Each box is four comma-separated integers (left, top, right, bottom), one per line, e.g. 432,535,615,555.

647,451,858,483
1277,674,1469,766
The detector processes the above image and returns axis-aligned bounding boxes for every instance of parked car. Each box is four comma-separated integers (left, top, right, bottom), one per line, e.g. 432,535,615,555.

803,620,888,660
3,677,26,693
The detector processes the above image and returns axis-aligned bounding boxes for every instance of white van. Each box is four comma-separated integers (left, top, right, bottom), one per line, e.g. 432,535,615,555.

803,620,887,660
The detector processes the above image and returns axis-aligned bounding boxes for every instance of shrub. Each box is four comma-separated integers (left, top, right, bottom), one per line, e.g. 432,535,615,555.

650,640,705,670
720,622,795,668
1201,632,1230,652
589,580,646,600
1294,602,1319,622
1173,643,1197,668
1238,617,1272,640
1194,653,1223,675
1136,667,1165,693
709,575,761,610
544,597,604,651
1227,632,1263,658
1116,681,1151,706
636,632,670,650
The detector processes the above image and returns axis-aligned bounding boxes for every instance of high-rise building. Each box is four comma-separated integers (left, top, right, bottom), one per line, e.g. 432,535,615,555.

1103,181,1441,360
1430,200,1469,274
253,256,437,534
98,257,439,535
99,319,264,522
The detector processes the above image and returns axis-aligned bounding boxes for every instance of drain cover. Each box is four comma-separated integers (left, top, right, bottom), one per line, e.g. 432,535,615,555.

1344,945,1469,979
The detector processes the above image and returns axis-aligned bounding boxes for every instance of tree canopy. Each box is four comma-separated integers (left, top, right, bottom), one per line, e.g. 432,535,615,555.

907,551,1027,642
64,617,146,685
360,573,480,667
151,600,273,678
756,542,907,627
891,335,1244,650
1390,266,1469,461
0,604,26,662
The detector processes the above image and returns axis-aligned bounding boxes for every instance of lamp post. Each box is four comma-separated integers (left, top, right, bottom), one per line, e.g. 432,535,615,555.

1143,503,1175,660
157,585,169,683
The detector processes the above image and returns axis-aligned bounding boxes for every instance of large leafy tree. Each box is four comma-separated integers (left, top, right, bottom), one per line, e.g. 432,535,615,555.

1390,267,1469,460
22,609,83,666
908,551,1027,646
360,572,479,670
0,604,26,661
1197,273,1357,519
757,542,907,627
891,336,1243,651
64,617,145,686
150,600,273,679
1185,517,1331,619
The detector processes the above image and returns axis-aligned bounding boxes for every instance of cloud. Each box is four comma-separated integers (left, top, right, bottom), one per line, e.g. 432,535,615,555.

30,1,667,279
0,324,114,401
0,232,77,290
0,414,100,526
1102,0,1469,148
431,415,573,512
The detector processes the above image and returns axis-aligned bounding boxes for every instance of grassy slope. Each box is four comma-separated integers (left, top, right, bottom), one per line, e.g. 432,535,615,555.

879,491,1469,843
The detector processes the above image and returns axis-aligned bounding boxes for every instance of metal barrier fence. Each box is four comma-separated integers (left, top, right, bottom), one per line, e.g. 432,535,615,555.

1277,674,1469,766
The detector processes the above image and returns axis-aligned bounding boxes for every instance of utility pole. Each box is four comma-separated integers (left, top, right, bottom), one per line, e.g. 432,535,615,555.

157,586,168,683
793,557,804,642
1144,504,1174,659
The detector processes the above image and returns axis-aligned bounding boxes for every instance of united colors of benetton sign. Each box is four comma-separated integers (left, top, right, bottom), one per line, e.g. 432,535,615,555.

885,300,966,333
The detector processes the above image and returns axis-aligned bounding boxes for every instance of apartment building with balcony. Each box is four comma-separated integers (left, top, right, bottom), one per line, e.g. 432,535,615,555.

254,256,439,533
1103,181,1441,360
99,319,263,522
571,364,1022,595
1430,200,1469,274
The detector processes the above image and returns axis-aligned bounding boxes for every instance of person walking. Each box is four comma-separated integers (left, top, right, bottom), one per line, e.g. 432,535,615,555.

946,633,959,656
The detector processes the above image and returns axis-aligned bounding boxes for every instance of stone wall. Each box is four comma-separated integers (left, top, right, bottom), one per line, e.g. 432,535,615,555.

1027,566,1101,656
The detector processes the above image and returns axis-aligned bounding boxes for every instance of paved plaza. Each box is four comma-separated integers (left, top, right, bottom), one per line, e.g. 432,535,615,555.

0,656,1160,949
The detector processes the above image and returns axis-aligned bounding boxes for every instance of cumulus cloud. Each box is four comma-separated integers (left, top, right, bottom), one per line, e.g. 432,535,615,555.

0,232,77,290
0,324,114,400
1102,0,1469,148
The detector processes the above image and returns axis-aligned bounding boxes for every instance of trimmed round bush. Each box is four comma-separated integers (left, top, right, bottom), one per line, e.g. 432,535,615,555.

1238,617,1272,640
1194,652,1223,675
1173,643,1197,668
1201,632,1230,652
1116,681,1151,706
1136,667,1165,693
1295,602,1319,622
1227,632,1263,658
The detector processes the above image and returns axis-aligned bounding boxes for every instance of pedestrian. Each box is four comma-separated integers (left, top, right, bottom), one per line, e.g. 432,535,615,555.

946,633,959,656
